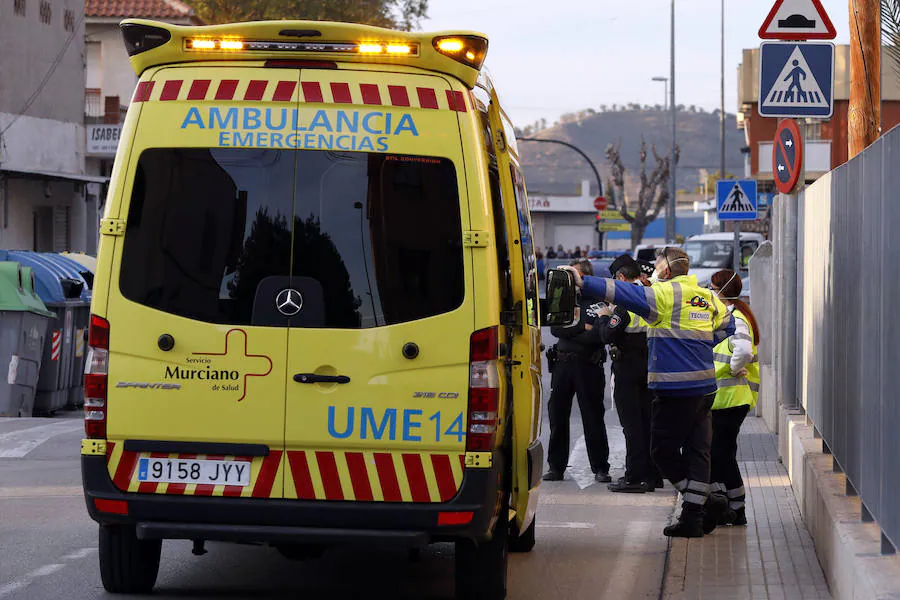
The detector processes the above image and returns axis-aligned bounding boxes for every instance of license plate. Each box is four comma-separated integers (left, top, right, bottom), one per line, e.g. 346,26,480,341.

137,457,250,486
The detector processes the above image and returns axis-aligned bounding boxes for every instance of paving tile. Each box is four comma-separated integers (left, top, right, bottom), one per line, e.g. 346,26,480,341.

662,417,832,599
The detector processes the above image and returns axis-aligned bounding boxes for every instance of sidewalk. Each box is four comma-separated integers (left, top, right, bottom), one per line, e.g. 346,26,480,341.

662,416,831,600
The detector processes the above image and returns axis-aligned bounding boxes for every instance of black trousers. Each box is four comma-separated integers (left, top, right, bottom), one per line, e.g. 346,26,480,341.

547,359,609,474
613,371,656,483
650,393,714,509
711,404,751,509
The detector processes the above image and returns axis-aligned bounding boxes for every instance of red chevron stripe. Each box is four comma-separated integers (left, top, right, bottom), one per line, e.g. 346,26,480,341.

447,90,468,112
402,454,429,502
388,85,410,107
160,80,183,101
250,451,281,498
345,452,374,501
112,450,138,490
273,80,297,102
431,454,457,501
287,451,315,499
215,80,239,101
416,88,438,110
374,453,402,502
331,82,352,104
301,81,323,103
245,80,267,101
187,80,211,100
133,81,154,103
316,452,343,500
360,83,381,105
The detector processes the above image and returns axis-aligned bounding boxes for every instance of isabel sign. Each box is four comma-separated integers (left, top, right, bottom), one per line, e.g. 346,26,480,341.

86,124,122,157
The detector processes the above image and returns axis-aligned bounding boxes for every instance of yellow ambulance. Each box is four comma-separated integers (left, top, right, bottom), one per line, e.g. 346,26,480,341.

81,18,577,599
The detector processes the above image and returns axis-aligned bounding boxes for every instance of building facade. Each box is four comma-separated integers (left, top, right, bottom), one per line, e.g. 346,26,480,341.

0,0,106,252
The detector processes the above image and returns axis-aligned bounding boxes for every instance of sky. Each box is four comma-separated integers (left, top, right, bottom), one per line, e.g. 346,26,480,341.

421,0,853,128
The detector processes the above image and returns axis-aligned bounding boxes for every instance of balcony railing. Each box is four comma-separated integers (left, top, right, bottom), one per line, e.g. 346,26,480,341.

85,88,103,118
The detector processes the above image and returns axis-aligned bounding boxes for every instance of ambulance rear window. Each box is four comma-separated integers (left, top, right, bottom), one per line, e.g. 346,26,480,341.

120,148,464,328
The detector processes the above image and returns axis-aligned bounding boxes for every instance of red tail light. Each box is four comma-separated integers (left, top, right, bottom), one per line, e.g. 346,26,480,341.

466,327,500,452
94,498,128,515
84,315,110,439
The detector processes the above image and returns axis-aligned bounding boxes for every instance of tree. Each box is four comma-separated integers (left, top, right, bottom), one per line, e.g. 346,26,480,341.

605,138,680,249
883,0,900,77
193,0,429,30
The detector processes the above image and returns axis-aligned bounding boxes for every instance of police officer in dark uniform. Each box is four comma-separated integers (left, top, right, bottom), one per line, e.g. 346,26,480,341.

598,255,663,493
543,259,611,483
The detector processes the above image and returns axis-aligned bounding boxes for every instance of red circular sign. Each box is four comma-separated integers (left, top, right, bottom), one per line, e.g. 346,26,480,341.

773,119,803,195
594,196,608,211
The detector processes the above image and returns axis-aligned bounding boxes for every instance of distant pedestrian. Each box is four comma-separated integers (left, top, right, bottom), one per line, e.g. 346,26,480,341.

547,246,557,259
708,269,761,528
536,251,545,280
543,259,611,484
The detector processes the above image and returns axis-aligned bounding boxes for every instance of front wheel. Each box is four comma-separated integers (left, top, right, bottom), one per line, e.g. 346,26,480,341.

508,513,536,553
98,525,161,594
455,492,510,600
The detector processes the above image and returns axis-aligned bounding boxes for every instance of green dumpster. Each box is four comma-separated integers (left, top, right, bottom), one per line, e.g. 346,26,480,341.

0,263,54,417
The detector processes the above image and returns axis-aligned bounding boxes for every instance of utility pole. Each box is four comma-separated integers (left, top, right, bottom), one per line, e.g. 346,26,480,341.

848,0,881,158
666,0,677,243
720,0,727,233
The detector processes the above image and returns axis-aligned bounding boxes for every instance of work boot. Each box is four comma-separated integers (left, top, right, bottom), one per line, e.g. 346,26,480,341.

703,493,733,534
731,507,747,526
663,509,704,538
644,477,666,491
542,469,565,481
594,471,612,483
608,480,647,493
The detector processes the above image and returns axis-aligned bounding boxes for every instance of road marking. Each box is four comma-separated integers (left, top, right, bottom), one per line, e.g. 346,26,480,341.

0,486,83,498
542,521,596,529
599,519,656,599
0,421,82,458
0,564,65,598
0,548,95,597
567,436,595,489
61,548,96,561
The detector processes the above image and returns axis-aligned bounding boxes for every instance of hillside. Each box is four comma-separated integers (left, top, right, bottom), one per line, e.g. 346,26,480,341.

516,107,746,196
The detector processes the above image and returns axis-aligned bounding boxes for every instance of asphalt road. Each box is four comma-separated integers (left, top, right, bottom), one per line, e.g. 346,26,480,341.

0,331,676,599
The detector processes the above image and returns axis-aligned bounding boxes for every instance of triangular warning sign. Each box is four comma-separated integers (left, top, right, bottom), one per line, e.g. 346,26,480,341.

720,183,754,213
762,46,829,108
759,0,836,40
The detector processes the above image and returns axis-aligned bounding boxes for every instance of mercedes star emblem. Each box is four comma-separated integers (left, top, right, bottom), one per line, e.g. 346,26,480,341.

275,288,303,316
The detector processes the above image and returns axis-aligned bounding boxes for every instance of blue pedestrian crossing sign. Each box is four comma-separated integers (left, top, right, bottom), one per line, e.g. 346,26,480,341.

717,180,758,222
759,41,834,118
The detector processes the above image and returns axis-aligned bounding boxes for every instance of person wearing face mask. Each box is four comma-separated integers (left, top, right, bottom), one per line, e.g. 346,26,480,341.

708,269,761,528
597,255,664,493
560,247,735,538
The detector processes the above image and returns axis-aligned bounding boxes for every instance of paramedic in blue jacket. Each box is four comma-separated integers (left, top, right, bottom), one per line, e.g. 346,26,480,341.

562,247,735,538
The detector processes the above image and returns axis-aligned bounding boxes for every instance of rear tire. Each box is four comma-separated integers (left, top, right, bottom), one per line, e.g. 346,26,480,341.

508,513,536,553
99,525,161,594
455,490,509,600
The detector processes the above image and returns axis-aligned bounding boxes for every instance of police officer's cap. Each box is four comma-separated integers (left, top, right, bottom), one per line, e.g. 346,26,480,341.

608,254,638,278
637,260,655,276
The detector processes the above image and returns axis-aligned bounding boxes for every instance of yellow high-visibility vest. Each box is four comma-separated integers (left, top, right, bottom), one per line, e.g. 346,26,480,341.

712,309,759,411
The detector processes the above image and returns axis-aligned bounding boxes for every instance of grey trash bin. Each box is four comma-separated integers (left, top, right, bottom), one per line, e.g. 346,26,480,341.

0,262,54,417
0,251,91,415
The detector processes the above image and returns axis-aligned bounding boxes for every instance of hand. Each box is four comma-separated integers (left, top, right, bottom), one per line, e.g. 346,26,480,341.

558,265,584,288
595,305,614,317
732,368,749,377
584,323,593,331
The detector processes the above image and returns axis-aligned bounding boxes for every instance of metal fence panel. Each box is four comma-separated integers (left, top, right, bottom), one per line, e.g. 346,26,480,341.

880,131,900,548
797,125,900,550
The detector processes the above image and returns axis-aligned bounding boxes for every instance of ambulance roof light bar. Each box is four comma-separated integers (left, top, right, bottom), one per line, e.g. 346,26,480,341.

120,19,490,89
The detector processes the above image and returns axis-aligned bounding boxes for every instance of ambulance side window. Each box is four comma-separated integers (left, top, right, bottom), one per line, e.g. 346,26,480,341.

509,165,538,327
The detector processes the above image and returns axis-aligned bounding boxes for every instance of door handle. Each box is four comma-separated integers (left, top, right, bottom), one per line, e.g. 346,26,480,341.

294,373,351,384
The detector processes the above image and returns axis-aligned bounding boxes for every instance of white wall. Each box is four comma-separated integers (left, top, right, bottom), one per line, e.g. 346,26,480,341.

86,23,139,107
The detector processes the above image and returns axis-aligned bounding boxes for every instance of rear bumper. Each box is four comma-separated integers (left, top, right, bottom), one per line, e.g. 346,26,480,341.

82,453,503,548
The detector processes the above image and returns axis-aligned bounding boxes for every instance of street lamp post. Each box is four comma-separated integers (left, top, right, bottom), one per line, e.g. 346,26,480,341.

519,137,605,248
666,0,677,244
